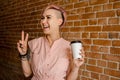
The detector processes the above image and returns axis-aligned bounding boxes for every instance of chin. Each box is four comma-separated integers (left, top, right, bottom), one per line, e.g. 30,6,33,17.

43,31,50,35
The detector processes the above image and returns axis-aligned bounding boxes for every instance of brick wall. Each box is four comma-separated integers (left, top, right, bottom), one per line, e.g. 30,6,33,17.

0,0,120,80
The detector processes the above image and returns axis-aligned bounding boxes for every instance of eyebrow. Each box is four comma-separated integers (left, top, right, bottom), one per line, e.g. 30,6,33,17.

46,15,52,17
42,14,52,17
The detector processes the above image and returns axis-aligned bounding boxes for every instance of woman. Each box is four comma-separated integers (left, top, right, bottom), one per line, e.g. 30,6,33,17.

17,4,85,80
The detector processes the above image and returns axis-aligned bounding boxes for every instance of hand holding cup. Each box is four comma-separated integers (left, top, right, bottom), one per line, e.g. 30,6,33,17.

70,40,82,59
70,40,85,68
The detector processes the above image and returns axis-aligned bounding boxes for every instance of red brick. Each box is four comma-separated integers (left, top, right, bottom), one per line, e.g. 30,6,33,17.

74,21,81,26
90,0,108,5
66,21,73,26
97,60,107,67
62,33,69,39
111,77,120,80
69,9,78,15
88,59,97,65
74,1,88,8
84,26,101,32
84,58,88,65
65,4,73,10
81,77,93,80
100,74,110,80
91,72,99,79
67,15,80,20
89,19,97,25
116,9,120,16
77,7,85,14
82,33,90,38
91,46,100,52
93,40,112,46
109,0,120,2
102,25,120,32
97,11,115,18
79,63,86,70
61,28,69,32
103,4,113,10
68,33,76,39
84,45,91,52
109,33,119,39
104,68,120,78
99,33,108,38
100,47,109,53
108,18,119,24
69,0,78,3
68,33,81,39
86,65,103,73
85,7,92,13
98,18,107,25
108,62,118,69
93,5,103,12
110,47,120,55
81,20,88,26
74,33,81,38
81,13,96,19
86,52,102,59
102,54,120,62
81,39,92,45
70,27,83,32
90,33,99,38
82,71,91,77
112,40,120,46
113,2,120,9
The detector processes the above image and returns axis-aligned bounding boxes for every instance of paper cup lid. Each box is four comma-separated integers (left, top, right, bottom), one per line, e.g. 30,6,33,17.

70,40,82,44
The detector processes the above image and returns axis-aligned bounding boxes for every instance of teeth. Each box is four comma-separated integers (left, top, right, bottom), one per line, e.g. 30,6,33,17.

44,27,48,28
44,26,49,28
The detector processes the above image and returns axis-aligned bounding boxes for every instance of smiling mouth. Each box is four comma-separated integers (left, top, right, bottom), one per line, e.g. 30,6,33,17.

43,26,49,30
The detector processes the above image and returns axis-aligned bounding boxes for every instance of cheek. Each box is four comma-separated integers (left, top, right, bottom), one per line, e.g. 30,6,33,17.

47,19,60,29
48,20,56,27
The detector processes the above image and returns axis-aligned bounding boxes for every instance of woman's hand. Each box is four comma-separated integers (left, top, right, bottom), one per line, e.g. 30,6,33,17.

17,31,29,55
72,48,85,69
66,48,85,80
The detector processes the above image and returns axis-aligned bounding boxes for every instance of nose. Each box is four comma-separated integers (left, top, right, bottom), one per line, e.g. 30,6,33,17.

41,18,47,24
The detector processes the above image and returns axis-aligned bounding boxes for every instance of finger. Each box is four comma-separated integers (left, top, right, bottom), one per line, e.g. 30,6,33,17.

25,33,29,42
17,43,23,54
17,42,20,48
21,30,24,41
82,47,84,50
81,53,85,58
17,42,21,50
19,40,23,44
19,40,23,48
80,48,85,54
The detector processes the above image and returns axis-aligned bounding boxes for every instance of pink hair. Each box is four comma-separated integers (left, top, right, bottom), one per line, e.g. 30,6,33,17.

42,4,67,27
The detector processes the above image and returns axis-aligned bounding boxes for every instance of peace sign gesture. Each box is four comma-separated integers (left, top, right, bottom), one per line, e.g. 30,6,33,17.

17,31,29,55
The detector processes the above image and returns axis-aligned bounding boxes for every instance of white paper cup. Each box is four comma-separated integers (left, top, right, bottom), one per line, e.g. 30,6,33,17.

70,40,82,59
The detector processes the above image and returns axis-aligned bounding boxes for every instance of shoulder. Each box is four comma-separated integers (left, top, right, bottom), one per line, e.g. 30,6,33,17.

28,37,44,51
60,38,72,54
61,38,71,47
28,37,45,44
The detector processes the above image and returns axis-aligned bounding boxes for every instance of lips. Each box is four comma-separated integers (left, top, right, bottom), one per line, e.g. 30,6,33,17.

43,26,50,30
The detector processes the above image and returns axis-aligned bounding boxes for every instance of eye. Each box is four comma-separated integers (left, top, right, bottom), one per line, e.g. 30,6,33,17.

41,16,45,20
47,16,51,19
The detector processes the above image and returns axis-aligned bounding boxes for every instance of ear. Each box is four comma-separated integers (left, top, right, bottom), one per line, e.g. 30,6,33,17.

58,19,63,26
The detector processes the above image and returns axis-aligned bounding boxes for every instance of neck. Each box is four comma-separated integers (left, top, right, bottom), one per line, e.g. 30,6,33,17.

46,33,61,46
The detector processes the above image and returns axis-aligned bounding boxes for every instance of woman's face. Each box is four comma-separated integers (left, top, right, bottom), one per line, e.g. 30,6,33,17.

41,9,63,35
